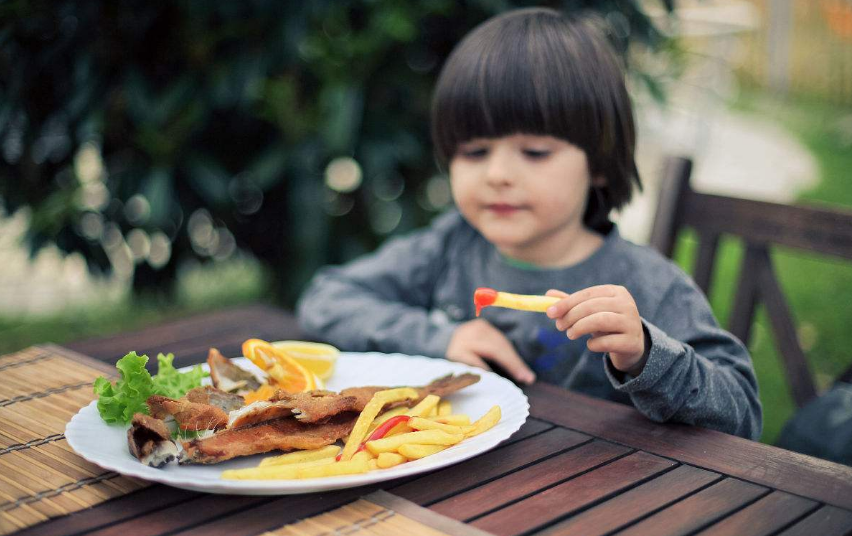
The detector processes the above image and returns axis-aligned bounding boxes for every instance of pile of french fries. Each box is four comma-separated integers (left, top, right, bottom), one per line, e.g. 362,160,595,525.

222,388,501,480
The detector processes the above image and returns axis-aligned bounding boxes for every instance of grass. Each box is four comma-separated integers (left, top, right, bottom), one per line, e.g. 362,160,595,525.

0,255,271,356
672,89,852,443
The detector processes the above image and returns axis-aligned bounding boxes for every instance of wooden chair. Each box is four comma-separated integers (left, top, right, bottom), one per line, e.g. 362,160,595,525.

648,156,852,408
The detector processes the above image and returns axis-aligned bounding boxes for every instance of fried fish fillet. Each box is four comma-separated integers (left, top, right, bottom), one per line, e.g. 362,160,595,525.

228,373,480,429
179,412,358,464
185,386,245,413
147,394,230,431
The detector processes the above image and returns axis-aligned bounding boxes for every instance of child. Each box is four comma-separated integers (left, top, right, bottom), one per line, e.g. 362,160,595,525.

297,8,762,439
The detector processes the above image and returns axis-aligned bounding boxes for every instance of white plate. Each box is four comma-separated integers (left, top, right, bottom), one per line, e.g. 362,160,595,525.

65,352,529,495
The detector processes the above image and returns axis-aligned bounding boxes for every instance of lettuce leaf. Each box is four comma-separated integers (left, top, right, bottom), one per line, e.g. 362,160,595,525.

93,351,208,425
152,353,207,399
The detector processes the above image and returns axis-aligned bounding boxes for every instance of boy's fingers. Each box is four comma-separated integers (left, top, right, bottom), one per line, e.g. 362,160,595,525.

484,340,536,385
561,297,629,331
586,333,642,356
567,312,629,339
449,351,492,372
547,285,621,318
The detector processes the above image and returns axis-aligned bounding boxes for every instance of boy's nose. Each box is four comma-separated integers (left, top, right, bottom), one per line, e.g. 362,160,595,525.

484,151,514,187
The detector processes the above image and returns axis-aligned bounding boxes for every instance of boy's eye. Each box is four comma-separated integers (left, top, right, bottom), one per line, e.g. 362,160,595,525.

460,147,488,159
522,149,551,159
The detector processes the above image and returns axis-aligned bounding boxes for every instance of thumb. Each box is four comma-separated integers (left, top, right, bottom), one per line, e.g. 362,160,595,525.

448,350,493,372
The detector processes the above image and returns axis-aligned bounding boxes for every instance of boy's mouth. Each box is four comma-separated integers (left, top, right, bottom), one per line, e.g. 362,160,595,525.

485,203,524,216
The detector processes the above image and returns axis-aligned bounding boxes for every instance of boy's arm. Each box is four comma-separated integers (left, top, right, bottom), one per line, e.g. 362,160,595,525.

296,215,459,359
603,278,763,440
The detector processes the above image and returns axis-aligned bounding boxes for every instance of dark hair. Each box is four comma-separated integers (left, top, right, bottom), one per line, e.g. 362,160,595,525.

431,8,641,229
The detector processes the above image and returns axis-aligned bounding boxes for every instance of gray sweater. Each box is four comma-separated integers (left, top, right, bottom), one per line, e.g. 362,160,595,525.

297,210,762,439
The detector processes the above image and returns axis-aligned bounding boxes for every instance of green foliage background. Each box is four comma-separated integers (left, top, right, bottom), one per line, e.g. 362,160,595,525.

0,0,671,305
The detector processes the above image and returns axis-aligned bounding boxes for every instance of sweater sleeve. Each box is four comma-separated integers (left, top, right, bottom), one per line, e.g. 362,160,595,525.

604,277,763,440
296,215,459,359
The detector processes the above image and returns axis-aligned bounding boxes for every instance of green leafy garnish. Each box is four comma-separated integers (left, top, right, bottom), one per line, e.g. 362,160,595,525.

93,351,208,425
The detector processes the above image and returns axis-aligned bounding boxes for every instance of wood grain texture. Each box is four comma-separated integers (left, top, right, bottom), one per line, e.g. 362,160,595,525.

391,427,591,505
430,440,631,522
526,382,852,510
695,491,818,536
471,451,675,536
613,478,768,536
537,464,722,536
775,505,852,536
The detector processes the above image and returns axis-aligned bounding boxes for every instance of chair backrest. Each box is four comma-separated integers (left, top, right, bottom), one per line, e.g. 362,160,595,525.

649,156,852,408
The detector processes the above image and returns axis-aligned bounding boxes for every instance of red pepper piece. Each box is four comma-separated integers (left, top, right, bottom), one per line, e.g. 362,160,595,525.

335,415,411,461
474,287,498,317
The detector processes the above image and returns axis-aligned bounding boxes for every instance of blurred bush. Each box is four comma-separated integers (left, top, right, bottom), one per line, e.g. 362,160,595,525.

0,0,672,305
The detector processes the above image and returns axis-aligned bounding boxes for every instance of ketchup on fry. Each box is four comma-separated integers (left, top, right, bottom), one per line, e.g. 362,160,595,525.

474,287,498,317
336,415,411,461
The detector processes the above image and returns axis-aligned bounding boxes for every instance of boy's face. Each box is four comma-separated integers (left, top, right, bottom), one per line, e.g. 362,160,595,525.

450,133,597,266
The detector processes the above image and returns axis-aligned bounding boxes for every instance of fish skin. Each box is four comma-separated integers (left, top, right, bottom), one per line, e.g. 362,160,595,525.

147,394,230,431
179,412,359,464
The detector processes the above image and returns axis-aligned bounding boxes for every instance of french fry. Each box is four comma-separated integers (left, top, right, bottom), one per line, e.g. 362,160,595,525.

437,400,452,416
474,287,559,316
339,388,418,461
368,459,379,471
398,443,447,459
428,415,471,426
376,452,407,469
406,394,440,418
352,449,375,462
367,406,409,434
464,406,501,438
428,405,439,417
408,417,464,435
366,429,463,455
259,445,341,467
384,394,442,437
221,457,358,480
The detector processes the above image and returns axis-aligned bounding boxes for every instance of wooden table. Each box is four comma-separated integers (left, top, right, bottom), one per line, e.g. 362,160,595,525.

15,304,852,536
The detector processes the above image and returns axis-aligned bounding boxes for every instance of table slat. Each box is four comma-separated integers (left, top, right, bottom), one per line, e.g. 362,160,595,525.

613,478,769,536
695,491,819,536
526,382,852,510
430,440,630,522
776,505,852,536
536,464,722,536
471,451,675,536
392,427,591,505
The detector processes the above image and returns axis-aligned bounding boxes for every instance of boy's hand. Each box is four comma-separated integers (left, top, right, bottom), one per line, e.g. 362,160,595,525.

446,319,536,385
545,286,649,376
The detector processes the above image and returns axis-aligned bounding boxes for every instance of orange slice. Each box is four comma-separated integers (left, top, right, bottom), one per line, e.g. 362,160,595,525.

272,341,339,380
242,338,317,393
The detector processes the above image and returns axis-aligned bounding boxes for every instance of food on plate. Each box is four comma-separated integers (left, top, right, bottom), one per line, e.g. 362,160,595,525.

272,340,339,380
127,413,179,468
180,411,360,464
93,351,207,425
226,373,479,428
147,391,232,432
474,287,560,317
221,396,502,480
99,343,499,480
208,348,262,393
242,339,319,393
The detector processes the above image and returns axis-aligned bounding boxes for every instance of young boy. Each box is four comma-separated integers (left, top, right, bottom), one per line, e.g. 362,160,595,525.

297,8,762,440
